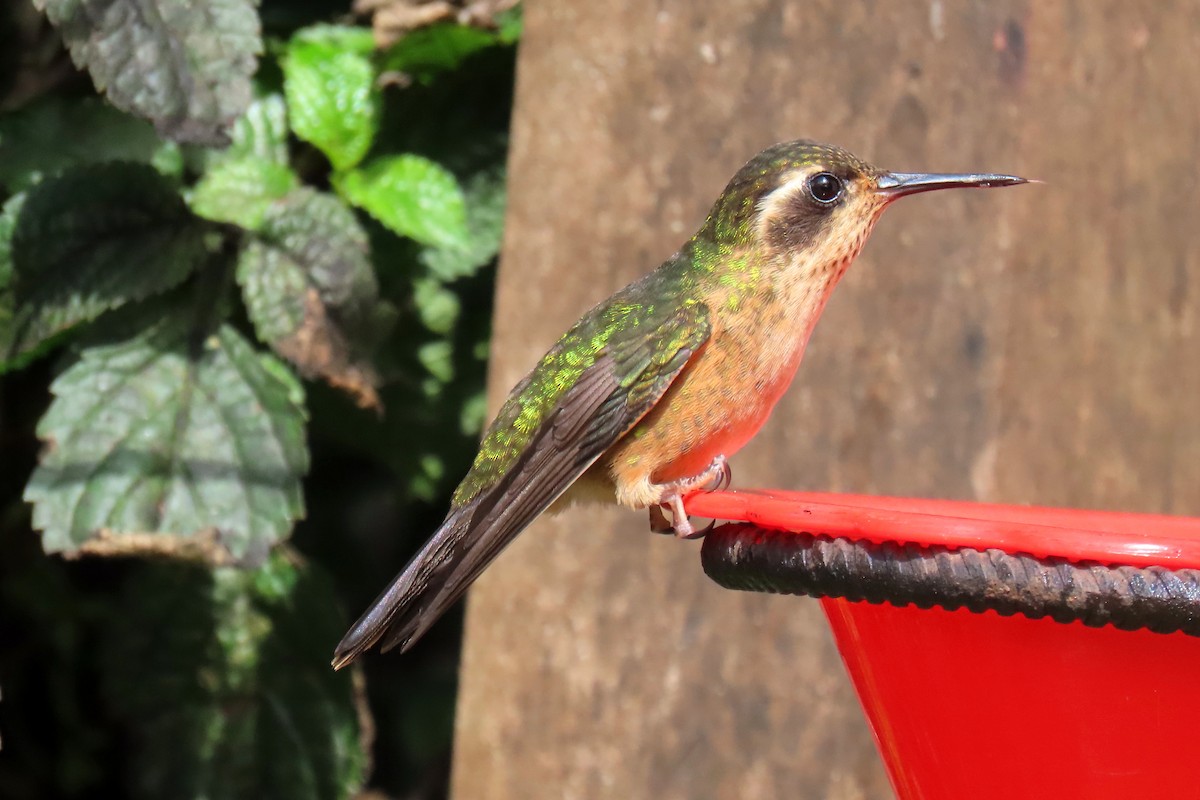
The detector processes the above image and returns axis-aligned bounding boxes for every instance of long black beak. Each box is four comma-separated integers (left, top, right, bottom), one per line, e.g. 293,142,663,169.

876,171,1029,199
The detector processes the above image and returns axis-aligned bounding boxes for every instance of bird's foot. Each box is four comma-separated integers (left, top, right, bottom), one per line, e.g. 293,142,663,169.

651,454,730,539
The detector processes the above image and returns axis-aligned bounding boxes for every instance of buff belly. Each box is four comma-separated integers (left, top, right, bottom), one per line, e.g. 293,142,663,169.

555,305,811,512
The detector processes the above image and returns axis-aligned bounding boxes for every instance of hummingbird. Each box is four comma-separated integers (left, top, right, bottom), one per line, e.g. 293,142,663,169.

332,139,1028,668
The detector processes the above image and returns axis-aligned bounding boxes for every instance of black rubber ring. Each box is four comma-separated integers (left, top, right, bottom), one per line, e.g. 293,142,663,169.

700,523,1200,636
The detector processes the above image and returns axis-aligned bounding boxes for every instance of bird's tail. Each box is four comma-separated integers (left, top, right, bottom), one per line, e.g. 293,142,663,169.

333,353,638,669
332,503,483,669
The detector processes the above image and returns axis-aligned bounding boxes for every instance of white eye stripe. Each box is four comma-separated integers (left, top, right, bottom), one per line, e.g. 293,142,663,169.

757,169,823,212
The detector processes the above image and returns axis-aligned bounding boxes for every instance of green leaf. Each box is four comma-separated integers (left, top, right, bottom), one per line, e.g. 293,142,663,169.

382,23,500,83
25,306,309,563
419,164,506,280
0,97,182,192
290,24,376,56
410,452,445,501
101,552,369,800
189,159,298,230
218,94,291,167
237,189,383,409
417,339,453,384
5,163,211,367
0,193,21,357
34,0,261,145
337,154,468,248
0,192,20,292
412,278,460,334
282,26,379,172
496,5,524,43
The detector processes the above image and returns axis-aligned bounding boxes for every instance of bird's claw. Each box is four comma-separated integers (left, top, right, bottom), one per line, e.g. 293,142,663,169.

651,454,730,539
712,457,732,492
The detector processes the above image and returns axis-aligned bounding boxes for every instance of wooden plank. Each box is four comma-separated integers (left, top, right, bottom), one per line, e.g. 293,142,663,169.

452,2,1200,797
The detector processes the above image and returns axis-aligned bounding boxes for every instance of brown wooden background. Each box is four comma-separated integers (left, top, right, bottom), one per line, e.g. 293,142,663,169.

452,2,1200,797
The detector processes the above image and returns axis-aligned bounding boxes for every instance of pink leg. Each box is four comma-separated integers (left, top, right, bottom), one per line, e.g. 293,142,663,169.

654,455,730,539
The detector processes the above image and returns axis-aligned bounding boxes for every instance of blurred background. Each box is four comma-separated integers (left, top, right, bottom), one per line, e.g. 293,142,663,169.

2,1,1199,799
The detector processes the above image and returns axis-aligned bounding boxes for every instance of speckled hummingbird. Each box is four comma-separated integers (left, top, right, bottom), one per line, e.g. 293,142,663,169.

332,139,1028,668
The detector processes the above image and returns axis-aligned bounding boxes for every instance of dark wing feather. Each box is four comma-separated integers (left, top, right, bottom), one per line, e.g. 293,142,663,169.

332,303,710,668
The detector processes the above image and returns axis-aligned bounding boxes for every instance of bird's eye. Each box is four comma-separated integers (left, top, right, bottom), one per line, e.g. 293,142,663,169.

807,172,843,204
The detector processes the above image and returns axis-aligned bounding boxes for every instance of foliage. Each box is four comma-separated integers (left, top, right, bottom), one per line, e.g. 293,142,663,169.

101,551,368,799
283,25,378,171
34,0,261,145
0,1,521,797
27,304,309,563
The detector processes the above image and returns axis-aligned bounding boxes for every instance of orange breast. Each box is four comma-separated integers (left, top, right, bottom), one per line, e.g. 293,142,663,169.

603,289,818,490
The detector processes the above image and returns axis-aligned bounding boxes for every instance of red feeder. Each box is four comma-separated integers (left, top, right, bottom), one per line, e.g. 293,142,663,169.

687,489,1200,799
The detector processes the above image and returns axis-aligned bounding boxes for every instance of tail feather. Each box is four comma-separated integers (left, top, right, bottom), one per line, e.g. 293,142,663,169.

331,356,627,670
331,505,475,669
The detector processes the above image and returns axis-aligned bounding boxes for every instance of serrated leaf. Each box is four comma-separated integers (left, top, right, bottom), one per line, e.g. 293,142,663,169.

237,189,383,409
283,26,379,172
337,154,468,248
0,97,182,192
25,309,309,563
35,0,261,145
419,164,506,280
382,23,500,84
189,158,298,230
101,552,369,800
217,94,290,166
4,163,211,367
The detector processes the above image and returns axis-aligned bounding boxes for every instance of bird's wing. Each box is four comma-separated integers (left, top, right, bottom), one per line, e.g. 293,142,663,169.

332,301,711,667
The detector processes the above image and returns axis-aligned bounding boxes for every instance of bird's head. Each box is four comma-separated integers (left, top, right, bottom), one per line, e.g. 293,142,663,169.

697,139,1027,278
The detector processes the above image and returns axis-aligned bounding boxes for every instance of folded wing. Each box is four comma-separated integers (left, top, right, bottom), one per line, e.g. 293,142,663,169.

332,300,711,668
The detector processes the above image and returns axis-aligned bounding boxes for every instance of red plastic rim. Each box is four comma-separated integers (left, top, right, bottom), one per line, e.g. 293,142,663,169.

685,489,1200,570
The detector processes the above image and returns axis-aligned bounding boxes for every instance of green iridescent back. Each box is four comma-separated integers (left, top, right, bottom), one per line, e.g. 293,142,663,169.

450,261,704,507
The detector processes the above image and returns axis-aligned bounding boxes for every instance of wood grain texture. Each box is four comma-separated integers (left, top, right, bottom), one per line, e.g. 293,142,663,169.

451,2,1200,797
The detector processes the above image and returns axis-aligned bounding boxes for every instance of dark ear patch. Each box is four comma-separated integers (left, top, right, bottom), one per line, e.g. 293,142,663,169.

765,187,836,251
